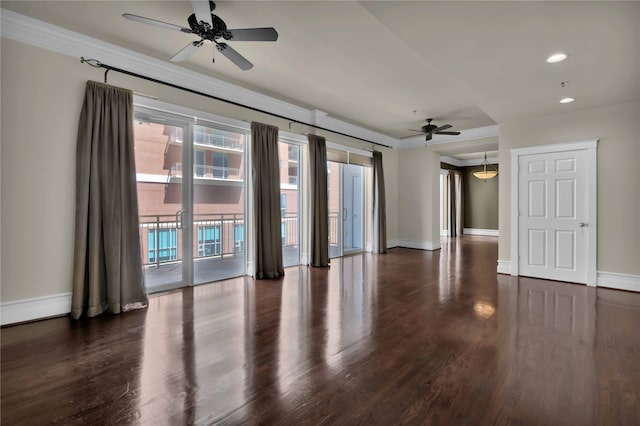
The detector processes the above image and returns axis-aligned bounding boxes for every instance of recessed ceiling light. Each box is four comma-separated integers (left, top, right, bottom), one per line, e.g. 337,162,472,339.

559,97,575,104
546,53,568,63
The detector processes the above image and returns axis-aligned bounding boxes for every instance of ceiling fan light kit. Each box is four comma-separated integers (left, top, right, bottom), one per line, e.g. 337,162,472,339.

123,0,278,70
473,152,499,180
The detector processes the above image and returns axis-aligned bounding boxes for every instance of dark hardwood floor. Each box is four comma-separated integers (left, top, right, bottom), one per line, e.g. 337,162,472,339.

2,236,640,425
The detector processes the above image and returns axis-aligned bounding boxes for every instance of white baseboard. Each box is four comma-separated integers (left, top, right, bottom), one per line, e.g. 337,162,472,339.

497,260,511,275
1,292,71,326
597,271,640,292
396,239,442,251
495,264,639,292
464,228,499,237
387,239,400,249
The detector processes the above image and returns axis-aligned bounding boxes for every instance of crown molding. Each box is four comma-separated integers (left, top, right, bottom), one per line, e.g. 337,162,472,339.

1,9,398,148
440,155,499,167
440,156,464,167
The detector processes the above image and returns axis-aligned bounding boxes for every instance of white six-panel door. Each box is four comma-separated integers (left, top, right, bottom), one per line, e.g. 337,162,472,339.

518,149,589,283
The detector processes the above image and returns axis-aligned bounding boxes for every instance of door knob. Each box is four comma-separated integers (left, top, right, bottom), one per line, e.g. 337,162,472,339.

579,222,588,227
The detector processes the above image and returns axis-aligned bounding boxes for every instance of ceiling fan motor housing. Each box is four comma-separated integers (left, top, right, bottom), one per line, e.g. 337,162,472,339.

187,13,232,41
422,124,438,133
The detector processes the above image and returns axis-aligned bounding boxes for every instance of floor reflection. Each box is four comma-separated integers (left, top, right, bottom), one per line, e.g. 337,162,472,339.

439,237,461,304
277,267,312,400
495,276,604,423
3,238,640,424
325,255,376,373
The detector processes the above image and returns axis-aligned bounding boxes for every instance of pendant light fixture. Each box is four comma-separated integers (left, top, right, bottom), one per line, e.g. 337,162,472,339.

473,152,498,180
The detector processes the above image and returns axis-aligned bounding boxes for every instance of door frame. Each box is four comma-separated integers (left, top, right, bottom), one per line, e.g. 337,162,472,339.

510,139,598,286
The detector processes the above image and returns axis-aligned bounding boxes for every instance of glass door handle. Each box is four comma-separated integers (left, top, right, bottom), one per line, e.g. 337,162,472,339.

579,222,588,227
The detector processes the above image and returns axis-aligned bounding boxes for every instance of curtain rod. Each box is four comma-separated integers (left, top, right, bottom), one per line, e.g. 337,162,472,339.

80,58,392,149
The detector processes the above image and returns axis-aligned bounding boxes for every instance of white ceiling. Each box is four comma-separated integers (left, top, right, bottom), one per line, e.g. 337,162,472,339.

3,1,639,149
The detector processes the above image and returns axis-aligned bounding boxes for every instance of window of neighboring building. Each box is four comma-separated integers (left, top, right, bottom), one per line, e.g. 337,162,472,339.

198,225,221,257
148,228,178,263
213,152,229,178
234,224,245,253
194,150,206,177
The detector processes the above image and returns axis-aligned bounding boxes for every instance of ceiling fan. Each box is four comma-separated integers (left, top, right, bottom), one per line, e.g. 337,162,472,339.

410,118,461,141
123,1,278,71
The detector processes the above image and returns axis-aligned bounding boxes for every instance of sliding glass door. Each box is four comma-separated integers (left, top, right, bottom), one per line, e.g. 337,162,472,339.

327,160,365,258
134,113,187,291
279,140,301,266
192,123,247,285
343,164,364,254
328,161,342,258
133,108,247,292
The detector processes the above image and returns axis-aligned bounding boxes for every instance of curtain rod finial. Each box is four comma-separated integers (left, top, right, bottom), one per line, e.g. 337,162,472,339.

80,57,103,68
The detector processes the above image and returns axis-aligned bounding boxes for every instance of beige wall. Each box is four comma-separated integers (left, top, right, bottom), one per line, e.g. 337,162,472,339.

397,147,440,244
499,101,640,275
1,38,399,302
2,40,84,301
463,165,499,230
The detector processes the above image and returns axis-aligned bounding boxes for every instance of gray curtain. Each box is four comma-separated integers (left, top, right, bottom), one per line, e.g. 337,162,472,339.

71,81,148,319
251,122,284,279
308,134,329,267
448,170,464,237
372,151,387,253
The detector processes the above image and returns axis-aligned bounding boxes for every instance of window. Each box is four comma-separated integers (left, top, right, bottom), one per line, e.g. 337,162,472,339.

234,224,245,253
194,150,206,177
198,225,221,257
213,152,228,178
148,228,178,263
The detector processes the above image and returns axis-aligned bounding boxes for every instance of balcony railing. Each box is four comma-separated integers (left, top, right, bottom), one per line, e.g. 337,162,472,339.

194,130,244,151
168,129,243,151
282,213,298,247
170,163,242,180
170,129,184,144
139,212,301,268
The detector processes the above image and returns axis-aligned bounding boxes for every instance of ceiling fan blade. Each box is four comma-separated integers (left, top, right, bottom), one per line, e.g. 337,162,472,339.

408,129,425,132
123,13,192,33
435,124,452,132
227,27,279,42
191,0,213,28
435,131,461,135
171,41,203,62
216,43,253,70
